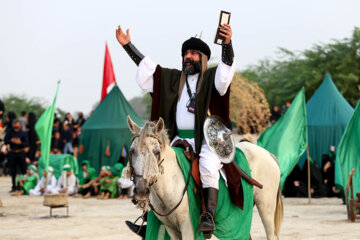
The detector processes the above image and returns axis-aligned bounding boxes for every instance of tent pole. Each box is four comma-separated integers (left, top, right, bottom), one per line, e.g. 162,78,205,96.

307,145,311,204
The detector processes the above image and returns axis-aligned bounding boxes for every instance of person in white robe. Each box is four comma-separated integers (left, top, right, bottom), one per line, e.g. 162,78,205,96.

51,164,77,195
117,166,134,199
29,166,57,196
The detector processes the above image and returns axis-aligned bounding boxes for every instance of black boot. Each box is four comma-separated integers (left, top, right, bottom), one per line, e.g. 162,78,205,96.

198,188,218,238
125,221,147,239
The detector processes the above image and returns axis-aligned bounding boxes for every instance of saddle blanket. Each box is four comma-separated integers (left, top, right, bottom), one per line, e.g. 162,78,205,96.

145,147,254,240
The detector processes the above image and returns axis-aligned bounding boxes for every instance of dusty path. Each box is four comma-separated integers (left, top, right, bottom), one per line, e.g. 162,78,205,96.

0,177,358,239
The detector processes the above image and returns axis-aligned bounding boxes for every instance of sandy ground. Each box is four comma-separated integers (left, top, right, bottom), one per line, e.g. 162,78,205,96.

0,176,359,240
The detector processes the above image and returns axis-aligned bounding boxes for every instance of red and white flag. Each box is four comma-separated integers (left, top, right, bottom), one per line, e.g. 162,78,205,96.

101,43,116,102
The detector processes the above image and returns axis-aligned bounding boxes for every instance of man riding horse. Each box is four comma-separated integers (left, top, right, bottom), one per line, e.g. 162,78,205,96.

116,23,236,238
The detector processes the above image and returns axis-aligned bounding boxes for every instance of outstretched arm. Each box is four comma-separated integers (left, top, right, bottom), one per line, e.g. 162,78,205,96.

116,25,144,66
215,24,236,95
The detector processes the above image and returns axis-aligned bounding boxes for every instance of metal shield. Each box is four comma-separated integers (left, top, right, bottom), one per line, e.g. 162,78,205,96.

203,115,235,164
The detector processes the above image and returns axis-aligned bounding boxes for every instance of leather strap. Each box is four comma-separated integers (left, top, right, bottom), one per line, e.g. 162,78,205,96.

222,41,234,66
123,41,145,66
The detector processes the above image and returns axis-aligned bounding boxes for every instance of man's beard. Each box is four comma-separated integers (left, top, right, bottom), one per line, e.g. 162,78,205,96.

182,59,201,75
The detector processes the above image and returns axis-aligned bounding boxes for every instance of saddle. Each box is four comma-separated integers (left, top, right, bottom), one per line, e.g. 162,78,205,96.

173,139,251,210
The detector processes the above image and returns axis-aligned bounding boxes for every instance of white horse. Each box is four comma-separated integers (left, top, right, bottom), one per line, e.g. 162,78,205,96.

127,116,283,240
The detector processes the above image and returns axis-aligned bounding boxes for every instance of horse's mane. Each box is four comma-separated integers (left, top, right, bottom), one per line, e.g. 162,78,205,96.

138,120,170,152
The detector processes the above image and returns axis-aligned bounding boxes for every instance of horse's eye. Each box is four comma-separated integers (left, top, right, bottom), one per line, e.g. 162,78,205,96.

129,149,135,156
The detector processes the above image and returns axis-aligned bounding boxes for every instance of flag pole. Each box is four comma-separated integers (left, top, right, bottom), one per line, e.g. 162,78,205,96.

306,144,311,204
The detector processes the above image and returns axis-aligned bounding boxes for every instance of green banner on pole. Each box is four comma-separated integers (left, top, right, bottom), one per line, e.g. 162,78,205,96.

35,81,60,171
258,87,308,190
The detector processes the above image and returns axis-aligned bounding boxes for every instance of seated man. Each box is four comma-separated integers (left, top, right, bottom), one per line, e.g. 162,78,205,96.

12,165,38,196
98,166,119,199
29,166,57,196
76,160,96,198
117,166,134,199
52,164,77,195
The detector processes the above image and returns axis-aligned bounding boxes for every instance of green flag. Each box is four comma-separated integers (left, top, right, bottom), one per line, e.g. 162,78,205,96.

35,81,60,171
257,87,308,190
335,101,360,197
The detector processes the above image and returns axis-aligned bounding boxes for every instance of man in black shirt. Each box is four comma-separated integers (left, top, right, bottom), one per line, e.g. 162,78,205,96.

4,120,29,192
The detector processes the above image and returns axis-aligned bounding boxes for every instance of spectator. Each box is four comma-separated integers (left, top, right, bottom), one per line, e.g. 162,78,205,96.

76,160,96,198
98,166,119,199
63,124,74,154
11,165,38,196
4,112,17,133
26,112,39,164
52,164,77,195
270,105,281,124
117,166,134,199
29,166,57,196
51,131,64,154
72,127,80,158
19,111,28,132
0,99,4,120
4,119,29,192
63,112,74,126
75,112,86,127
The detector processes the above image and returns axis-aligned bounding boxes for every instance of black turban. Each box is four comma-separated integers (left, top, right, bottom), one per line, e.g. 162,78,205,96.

181,37,211,60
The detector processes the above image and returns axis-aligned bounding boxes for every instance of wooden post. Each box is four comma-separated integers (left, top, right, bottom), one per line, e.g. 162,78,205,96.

306,145,311,204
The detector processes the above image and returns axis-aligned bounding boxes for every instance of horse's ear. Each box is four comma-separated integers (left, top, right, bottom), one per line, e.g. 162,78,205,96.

155,117,164,135
127,115,140,134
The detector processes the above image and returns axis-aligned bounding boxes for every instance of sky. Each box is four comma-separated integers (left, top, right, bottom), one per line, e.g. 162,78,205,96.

0,0,359,117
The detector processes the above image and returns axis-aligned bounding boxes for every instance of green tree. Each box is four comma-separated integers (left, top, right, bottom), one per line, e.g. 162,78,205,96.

1,94,47,119
242,27,360,107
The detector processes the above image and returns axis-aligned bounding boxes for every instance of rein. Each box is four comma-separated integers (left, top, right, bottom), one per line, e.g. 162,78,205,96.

129,134,193,217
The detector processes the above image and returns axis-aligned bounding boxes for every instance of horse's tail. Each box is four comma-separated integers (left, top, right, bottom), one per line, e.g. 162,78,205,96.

274,184,283,238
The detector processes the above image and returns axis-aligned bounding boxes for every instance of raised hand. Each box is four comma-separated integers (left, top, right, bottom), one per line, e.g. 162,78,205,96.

116,25,131,46
219,24,232,45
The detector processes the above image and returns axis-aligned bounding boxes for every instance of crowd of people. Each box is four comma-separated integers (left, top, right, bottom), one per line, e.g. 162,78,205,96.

0,107,134,199
282,146,341,198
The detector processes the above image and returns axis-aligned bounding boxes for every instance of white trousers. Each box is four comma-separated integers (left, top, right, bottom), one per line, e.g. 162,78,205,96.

29,185,56,196
50,186,77,195
171,136,225,189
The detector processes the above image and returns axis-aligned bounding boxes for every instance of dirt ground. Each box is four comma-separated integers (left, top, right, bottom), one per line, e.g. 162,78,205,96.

0,176,358,240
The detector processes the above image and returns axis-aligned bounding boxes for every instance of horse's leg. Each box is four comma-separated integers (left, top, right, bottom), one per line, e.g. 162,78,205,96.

254,186,278,240
179,212,194,239
164,226,181,240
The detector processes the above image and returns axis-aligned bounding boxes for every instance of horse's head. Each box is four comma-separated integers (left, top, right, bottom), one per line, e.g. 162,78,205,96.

127,116,169,201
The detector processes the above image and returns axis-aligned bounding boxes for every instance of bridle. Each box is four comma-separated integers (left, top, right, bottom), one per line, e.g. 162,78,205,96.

128,133,164,184
128,132,192,217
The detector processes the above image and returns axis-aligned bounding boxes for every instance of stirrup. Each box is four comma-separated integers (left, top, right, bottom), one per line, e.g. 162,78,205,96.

198,212,215,232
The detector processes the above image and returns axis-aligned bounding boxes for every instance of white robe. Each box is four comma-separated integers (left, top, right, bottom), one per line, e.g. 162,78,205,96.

51,171,77,195
136,57,236,189
29,175,57,196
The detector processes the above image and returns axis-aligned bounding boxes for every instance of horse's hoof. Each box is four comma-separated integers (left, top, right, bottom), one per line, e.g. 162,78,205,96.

203,231,212,239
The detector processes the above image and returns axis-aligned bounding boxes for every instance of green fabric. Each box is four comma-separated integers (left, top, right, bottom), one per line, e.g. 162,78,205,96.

335,101,360,199
145,147,253,240
35,81,60,171
23,175,38,194
17,176,38,195
258,88,307,190
78,160,96,186
299,74,354,167
100,176,119,198
63,165,71,171
114,163,124,177
78,86,143,174
177,129,195,139
28,165,37,172
38,154,79,179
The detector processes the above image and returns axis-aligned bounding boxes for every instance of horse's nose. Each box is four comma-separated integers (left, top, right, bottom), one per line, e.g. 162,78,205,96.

134,187,150,196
